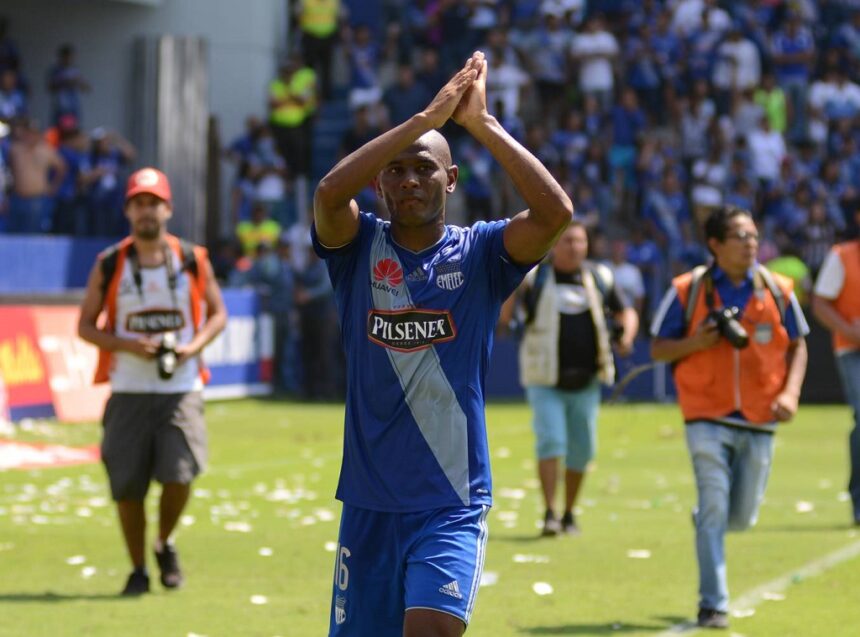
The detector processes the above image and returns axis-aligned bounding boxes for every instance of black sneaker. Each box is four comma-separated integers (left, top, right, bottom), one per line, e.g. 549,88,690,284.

154,543,184,589
120,568,150,596
541,509,561,537
697,608,729,629
560,511,580,536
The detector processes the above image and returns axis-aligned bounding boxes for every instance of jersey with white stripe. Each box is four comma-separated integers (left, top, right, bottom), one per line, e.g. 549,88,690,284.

312,212,530,512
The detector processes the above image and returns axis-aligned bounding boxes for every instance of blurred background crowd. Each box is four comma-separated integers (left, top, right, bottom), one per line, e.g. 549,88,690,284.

2,0,859,398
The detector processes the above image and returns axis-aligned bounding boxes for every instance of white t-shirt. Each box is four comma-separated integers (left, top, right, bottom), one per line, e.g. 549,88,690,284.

712,39,761,90
813,249,844,299
609,262,645,303
748,129,786,180
571,31,618,91
486,63,530,118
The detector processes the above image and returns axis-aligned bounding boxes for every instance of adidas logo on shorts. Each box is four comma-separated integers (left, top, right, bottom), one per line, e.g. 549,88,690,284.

335,595,347,625
439,580,463,600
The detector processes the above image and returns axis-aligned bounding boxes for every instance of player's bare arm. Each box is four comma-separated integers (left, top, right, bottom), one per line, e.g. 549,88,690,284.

452,52,573,265
313,54,483,248
77,260,158,359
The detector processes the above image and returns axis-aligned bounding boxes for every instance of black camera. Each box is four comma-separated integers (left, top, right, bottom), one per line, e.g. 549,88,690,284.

156,332,178,380
709,306,749,349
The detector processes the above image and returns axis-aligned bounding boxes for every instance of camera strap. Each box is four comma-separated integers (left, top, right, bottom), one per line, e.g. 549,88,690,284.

127,243,181,310
685,264,786,329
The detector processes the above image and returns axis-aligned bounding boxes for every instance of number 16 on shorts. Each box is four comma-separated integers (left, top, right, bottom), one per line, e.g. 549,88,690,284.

334,544,350,625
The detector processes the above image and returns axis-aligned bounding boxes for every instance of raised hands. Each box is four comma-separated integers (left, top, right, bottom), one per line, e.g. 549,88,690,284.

452,51,488,129
421,52,484,129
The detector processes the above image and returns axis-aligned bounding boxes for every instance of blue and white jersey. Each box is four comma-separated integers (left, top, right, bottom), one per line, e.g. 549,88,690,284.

312,212,531,512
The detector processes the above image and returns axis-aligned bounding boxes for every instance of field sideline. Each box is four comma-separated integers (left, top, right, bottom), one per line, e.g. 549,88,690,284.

1,400,859,636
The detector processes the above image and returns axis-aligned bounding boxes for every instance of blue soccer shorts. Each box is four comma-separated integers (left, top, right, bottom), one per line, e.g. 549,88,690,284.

328,503,490,636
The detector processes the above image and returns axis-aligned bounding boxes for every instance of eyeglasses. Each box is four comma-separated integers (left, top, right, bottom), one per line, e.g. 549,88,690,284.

725,230,759,242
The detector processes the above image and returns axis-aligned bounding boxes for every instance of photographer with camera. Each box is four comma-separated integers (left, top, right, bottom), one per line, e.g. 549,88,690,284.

503,221,638,536
78,168,227,596
650,205,808,629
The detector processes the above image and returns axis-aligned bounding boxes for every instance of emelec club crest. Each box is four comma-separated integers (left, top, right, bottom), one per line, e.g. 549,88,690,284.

372,258,403,296
435,261,464,291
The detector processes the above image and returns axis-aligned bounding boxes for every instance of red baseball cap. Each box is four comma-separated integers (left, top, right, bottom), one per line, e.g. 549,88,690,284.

125,167,172,202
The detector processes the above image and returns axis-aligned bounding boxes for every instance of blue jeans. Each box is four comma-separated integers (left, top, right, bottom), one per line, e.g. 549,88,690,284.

685,422,774,612
836,351,860,519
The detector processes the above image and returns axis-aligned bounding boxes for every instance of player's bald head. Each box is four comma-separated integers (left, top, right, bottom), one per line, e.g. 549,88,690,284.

409,130,452,167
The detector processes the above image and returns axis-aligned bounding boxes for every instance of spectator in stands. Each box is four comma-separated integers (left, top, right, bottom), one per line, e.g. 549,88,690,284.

295,246,339,400
345,24,384,112
415,47,447,96
268,54,317,181
86,127,136,237
236,201,282,257
643,166,693,275
295,0,341,99
678,79,716,170
690,142,728,240
384,64,431,127
770,10,815,142
485,50,531,121
754,72,788,135
506,221,637,536
0,68,25,121
7,117,65,233
53,115,93,236
47,44,90,125
747,112,786,187
269,235,300,394
800,199,838,276
712,27,761,114
651,205,808,630
246,125,291,225
812,207,860,526
767,235,812,307
570,14,619,113
525,9,574,122
607,237,645,317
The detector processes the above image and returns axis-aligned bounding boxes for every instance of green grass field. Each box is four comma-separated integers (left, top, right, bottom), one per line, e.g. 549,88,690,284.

2,400,860,636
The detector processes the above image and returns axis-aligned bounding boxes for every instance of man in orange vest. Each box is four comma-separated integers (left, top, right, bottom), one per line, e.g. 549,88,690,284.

812,208,860,526
77,168,227,596
651,205,808,629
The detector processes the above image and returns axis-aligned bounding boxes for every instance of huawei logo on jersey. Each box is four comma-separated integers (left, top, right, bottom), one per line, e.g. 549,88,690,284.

372,258,404,296
126,308,186,334
373,259,403,286
367,309,457,352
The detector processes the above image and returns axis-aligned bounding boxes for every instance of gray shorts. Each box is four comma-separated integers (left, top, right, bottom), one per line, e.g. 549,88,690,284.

101,392,208,501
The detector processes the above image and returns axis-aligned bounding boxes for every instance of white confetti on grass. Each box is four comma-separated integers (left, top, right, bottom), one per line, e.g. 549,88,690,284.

497,488,526,500
627,549,652,559
795,501,815,513
838,491,850,502
324,542,338,552
180,515,196,527
81,566,97,579
532,582,554,596
250,595,268,605
258,547,273,557
300,516,318,526
75,507,92,518
731,608,755,618
314,508,335,522
495,447,511,459
66,555,86,565
513,554,550,564
762,592,785,601
224,521,253,533
479,571,499,587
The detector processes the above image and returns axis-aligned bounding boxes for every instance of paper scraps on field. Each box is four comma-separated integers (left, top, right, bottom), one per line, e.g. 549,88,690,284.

762,592,785,601
0,440,99,470
627,549,651,559
250,595,268,605
81,566,96,579
532,582,554,596
838,491,850,502
314,508,335,522
494,447,511,459
181,515,196,527
324,541,337,552
513,554,550,564
66,555,86,565
795,501,815,513
497,488,526,500
731,608,755,618
224,521,252,533
479,571,499,587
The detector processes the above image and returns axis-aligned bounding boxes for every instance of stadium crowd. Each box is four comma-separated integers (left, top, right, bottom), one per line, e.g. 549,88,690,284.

3,0,860,396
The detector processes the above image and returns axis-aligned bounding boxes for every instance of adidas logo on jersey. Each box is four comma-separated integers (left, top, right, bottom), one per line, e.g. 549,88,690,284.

439,580,463,600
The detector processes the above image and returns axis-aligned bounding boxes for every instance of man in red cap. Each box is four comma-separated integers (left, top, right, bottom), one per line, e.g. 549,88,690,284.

78,167,227,595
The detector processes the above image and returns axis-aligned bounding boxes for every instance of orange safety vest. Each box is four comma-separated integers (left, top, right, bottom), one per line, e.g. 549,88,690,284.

93,234,211,384
672,267,794,425
829,241,860,353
